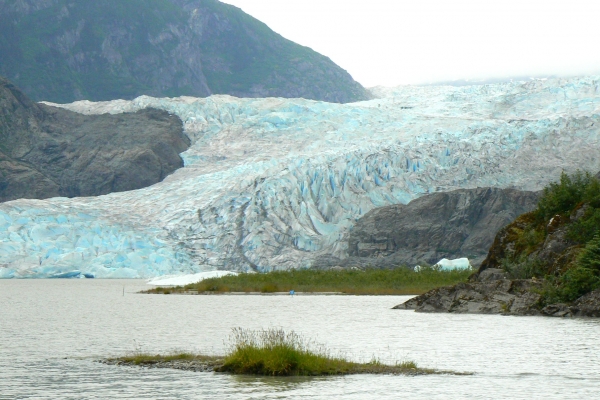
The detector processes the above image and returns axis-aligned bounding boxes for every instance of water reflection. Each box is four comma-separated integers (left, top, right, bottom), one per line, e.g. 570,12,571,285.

230,374,330,390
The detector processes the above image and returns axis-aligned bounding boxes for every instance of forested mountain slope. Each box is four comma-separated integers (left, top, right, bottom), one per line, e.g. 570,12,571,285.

0,0,368,103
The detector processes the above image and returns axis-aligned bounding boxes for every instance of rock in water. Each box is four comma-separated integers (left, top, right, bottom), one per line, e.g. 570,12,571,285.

0,76,190,202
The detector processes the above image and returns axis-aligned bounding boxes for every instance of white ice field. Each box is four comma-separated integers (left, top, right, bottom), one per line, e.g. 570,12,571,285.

1,77,599,278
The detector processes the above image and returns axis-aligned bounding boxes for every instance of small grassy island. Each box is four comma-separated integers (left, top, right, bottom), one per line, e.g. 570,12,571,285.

145,267,472,296
104,329,464,376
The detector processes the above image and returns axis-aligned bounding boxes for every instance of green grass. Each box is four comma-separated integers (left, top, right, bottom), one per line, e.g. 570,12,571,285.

147,267,472,296
109,328,452,376
216,328,429,376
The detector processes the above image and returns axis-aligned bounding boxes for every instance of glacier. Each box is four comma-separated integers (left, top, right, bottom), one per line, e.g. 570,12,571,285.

1,76,600,278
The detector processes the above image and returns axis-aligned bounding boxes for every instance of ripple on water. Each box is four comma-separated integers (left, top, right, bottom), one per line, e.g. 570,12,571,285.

1,279,600,399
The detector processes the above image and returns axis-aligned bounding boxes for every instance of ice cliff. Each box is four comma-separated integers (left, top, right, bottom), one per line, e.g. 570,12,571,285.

1,77,600,278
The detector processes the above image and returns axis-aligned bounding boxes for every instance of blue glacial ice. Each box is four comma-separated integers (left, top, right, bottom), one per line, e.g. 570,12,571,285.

2,76,600,278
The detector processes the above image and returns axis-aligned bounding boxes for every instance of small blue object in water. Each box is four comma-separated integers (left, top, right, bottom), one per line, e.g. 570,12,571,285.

289,290,295,296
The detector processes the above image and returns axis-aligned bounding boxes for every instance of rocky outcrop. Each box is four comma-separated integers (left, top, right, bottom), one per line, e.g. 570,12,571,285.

479,204,591,277
314,188,539,270
0,76,190,202
395,271,543,315
394,270,600,317
0,0,368,104
394,171,600,317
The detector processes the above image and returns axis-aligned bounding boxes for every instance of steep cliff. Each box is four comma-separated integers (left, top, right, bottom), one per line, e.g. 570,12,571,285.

0,76,190,202
342,188,540,269
0,0,368,103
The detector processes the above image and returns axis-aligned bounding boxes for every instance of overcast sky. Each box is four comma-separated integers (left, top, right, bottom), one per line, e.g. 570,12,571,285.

221,0,600,87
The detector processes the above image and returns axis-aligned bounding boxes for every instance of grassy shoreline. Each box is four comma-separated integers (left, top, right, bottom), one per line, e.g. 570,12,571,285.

104,328,467,376
145,267,472,295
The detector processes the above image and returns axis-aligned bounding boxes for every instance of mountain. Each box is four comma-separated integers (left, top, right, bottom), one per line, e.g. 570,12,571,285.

0,75,190,202
318,187,539,270
1,76,600,278
0,0,368,103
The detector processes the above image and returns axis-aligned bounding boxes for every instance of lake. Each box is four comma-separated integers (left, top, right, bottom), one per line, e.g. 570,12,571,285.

1,279,599,399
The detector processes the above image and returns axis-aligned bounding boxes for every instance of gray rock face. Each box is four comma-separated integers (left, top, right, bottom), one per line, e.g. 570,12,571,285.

395,275,600,317
394,277,543,315
0,76,190,202
340,188,540,269
0,0,368,104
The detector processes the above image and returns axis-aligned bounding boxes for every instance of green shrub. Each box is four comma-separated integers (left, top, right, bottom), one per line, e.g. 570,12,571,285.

576,234,600,271
502,257,545,279
567,208,600,243
536,170,600,221
515,227,546,255
556,267,600,303
540,237,600,304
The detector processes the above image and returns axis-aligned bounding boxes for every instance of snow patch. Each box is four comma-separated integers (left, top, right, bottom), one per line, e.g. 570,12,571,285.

147,271,239,286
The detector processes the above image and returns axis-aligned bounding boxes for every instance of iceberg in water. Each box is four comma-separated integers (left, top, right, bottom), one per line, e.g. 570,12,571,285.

434,258,472,271
1,76,600,278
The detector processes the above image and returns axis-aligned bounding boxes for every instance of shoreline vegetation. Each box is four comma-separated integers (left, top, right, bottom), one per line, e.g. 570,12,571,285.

397,171,600,317
103,328,466,376
145,267,472,296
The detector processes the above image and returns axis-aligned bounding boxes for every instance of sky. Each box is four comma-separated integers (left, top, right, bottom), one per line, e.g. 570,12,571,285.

221,0,600,88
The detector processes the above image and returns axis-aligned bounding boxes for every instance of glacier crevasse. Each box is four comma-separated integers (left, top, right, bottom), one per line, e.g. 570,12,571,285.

1,77,600,278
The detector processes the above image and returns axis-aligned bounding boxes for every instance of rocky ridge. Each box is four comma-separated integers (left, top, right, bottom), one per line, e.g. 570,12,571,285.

322,187,540,269
395,269,600,317
0,76,190,202
394,172,600,317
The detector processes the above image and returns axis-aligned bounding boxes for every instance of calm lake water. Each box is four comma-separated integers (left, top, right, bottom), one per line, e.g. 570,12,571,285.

2,279,600,399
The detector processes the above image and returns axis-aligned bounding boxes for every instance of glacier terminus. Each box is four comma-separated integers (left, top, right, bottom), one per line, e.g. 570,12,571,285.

1,77,600,278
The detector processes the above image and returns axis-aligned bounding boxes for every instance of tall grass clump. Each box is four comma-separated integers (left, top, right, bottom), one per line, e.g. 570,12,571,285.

217,328,427,376
218,328,353,376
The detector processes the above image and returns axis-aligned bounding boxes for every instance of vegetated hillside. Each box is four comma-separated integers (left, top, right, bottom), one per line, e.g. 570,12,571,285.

0,76,190,202
0,0,368,103
397,171,600,317
480,171,600,303
339,187,540,269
